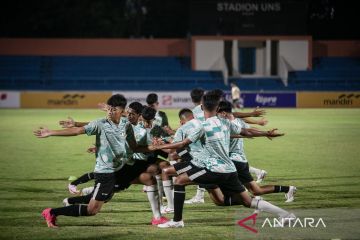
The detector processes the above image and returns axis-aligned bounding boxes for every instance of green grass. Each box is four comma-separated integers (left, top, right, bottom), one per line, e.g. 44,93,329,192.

0,108,359,239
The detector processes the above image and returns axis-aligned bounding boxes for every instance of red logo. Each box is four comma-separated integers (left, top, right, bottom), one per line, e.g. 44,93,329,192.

162,95,172,106
0,93,7,101
237,213,258,233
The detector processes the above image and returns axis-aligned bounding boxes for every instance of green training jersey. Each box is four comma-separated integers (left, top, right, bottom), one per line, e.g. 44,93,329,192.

84,118,135,173
200,116,242,173
192,105,205,122
229,118,249,163
172,118,205,168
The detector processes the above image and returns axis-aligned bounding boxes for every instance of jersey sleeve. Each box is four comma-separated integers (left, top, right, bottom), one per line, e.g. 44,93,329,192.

84,119,102,136
187,123,204,143
172,128,184,143
229,119,242,135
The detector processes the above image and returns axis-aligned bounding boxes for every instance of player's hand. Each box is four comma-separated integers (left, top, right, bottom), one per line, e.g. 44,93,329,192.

258,117,268,126
252,107,266,117
163,126,175,135
152,137,164,146
148,145,159,151
98,102,109,112
266,128,285,140
59,117,75,128
87,145,97,154
33,126,51,138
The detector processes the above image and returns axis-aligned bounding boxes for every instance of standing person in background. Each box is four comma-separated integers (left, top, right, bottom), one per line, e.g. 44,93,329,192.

230,82,243,109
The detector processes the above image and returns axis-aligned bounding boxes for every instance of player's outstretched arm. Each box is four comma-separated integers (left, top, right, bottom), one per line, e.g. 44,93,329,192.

152,138,192,150
243,117,268,126
33,126,85,138
241,128,284,140
233,106,266,118
59,117,89,128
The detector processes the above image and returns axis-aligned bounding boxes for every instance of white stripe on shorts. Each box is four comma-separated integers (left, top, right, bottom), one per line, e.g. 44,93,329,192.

92,183,101,200
176,165,192,175
188,169,206,181
178,150,187,156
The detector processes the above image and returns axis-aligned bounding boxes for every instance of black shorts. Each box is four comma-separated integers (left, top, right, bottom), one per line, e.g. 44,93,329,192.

173,161,245,194
233,161,253,184
113,160,150,192
92,172,116,202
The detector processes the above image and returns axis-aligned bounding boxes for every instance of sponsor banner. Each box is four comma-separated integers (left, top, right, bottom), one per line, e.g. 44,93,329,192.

243,93,296,108
0,91,20,108
297,92,360,108
21,92,112,108
113,91,193,109
224,92,296,108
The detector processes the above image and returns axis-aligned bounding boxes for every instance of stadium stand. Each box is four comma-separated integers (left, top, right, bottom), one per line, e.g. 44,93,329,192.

0,56,359,91
0,56,225,91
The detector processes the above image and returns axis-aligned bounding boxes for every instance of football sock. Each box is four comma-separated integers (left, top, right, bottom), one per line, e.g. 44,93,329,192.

146,185,161,219
68,194,92,205
71,172,94,185
173,185,186,222
162,180,174,209
51,205,89,217
274,185,290,193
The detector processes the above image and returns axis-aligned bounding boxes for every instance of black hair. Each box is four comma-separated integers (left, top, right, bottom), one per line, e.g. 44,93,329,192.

207,89,224,101
178,108,193,119
146,93,158,105
141,106,157,121
202,92,220,112
128,102,143,114
190,88,204,103
107,94,127,108
218,101,232,113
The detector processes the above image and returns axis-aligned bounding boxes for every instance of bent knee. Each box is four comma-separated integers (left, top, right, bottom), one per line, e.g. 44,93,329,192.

87,208,99,216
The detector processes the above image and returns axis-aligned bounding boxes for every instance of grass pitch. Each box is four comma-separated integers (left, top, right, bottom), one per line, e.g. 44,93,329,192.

0,108,359,239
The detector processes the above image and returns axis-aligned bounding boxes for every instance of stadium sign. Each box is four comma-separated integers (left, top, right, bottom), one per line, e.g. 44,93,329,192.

297,92,360,108
242,93,296,107
21,92,112,108
0,91,20,108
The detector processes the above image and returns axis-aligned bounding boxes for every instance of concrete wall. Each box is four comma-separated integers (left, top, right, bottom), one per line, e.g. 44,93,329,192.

279,40,309,70
0,38,190,56
194,40,224,70
313,40,360,57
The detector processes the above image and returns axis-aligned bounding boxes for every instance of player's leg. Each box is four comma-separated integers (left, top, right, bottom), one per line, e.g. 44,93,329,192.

42,174,113,228
161,165,177,213
68,172,94,194
249,166,267,183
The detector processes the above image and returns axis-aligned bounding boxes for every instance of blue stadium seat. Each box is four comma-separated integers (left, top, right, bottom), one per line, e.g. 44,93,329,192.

0,56,359,91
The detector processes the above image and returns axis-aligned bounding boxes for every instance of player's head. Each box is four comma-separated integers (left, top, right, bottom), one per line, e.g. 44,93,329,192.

218,101,232,113
217,101,232,118
127,102,143,125
202,92,220,113
190,88,205,104
146,93,159,110
207,89,225,101
141,106,156,128
106,94,127,122
178,108,194,125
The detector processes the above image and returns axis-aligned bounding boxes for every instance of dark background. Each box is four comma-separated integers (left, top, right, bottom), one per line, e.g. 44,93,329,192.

0,0,358,39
